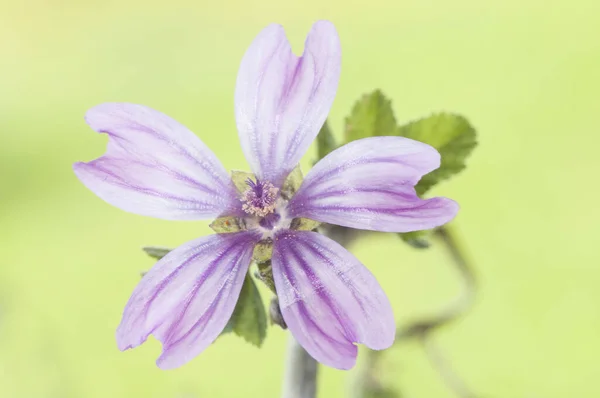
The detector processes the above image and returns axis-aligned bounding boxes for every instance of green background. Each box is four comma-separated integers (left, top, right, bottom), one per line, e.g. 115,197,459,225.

2,0,599,396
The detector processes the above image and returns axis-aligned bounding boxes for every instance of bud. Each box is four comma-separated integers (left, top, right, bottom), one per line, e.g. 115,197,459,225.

269,297,287,329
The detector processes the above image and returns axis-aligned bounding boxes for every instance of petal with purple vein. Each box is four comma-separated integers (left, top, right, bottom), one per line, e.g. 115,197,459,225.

116,231,260,369
234,21,341,187
74,103,242,220
287,136,459,232
271,230,395,370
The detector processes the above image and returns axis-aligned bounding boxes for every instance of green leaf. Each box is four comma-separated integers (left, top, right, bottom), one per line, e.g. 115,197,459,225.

223,274,267,347
399,230,431,249
316,120,337,161
366,388,402,398
345,90,397,142
142,246,171,260
396,113,477,195
220,317,235,335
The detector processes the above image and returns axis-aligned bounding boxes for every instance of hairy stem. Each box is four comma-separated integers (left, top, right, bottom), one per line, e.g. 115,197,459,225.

396,225,477,339
412,225,477,398
281,226,357,398
421,335,476,398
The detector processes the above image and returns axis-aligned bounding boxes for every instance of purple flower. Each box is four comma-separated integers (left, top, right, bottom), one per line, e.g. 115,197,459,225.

73,21,458,370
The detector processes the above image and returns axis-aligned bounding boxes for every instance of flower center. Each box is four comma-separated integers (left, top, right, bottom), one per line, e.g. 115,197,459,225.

259,212,281,230
241,179,279,217
209,168,320,241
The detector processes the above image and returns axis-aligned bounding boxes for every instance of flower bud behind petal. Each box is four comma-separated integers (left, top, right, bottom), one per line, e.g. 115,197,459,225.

255,261,277,294
269,297,287,329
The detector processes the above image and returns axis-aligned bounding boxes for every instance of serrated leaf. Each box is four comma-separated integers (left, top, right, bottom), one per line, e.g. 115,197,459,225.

345,90,397,142
316,120,337,161
396,113,477,195
220,317,235,335
142,246,171,260
224,274,267,347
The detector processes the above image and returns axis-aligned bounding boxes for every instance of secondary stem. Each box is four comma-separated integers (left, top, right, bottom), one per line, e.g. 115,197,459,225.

350,225,479,398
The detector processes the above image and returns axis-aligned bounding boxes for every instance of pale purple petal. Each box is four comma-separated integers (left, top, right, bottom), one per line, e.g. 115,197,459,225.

74,103,242,220
116,231,259,369
234,21,341,187
272,230,395,370
287,136,459,232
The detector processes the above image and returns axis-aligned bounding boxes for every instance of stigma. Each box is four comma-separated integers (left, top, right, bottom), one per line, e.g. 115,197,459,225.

241,178,279,217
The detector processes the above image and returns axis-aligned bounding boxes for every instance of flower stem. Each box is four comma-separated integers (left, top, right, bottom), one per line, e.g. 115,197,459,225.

414,225,478,398
281,336,319,398
280,226,357,398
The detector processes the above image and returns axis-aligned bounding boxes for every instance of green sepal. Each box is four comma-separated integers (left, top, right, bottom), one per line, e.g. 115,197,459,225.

280,165,304,200
290,217,321,231
231,170,255,194
252,239,273,264
209,217,247,234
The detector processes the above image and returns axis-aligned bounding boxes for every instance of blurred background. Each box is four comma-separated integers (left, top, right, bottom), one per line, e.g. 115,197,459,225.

2,0,599,397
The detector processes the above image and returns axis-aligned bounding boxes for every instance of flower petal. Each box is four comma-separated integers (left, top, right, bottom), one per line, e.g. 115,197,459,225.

116,231,259,369
272,230,395,369
74,103,242,220
234,21,341,187
287,136,459,232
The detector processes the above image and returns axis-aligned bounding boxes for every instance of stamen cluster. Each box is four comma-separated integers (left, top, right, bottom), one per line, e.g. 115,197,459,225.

241,179,279,217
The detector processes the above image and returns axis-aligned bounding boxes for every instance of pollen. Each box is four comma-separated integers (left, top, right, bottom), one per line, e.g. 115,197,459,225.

241,179,279,217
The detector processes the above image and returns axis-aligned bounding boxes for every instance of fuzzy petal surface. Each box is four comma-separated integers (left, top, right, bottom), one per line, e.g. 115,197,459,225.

74,103,242,220
116,231,259,369
287,136,459,232
272,230,395,369
234,21,341,187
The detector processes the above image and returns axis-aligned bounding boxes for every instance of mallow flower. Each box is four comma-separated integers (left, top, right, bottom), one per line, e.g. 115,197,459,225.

73,20,458,370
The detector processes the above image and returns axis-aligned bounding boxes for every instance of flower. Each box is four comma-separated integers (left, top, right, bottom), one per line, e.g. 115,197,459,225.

73,20,459,370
